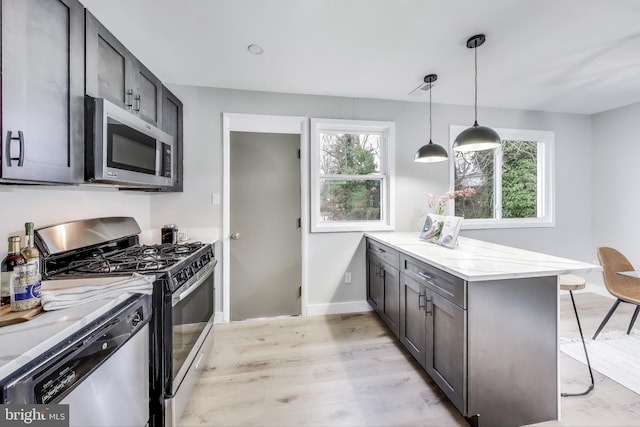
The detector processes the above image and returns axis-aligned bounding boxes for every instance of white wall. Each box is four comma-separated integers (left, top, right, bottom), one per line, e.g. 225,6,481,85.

151,85,596,315
591,101,640,269
0,186,151,253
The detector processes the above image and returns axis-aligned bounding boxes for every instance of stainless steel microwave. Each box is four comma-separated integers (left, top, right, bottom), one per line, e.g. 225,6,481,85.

85,96,174,188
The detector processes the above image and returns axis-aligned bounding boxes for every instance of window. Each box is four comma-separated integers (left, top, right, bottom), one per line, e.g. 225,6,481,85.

449,126,554,229
311,118,395,232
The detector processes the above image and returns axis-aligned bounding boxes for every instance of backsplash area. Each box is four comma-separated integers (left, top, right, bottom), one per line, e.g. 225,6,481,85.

0,186,151,257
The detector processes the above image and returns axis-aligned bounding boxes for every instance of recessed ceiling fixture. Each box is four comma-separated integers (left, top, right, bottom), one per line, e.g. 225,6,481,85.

247,44,264,55
452,34,501,152
414,74,449,163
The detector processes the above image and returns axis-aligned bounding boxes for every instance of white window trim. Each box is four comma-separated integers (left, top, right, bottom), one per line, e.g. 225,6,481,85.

449,125,555,230
310,118,395,233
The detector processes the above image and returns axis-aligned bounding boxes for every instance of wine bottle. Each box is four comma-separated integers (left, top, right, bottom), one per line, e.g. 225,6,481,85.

21,222,40,274
1,236,27,306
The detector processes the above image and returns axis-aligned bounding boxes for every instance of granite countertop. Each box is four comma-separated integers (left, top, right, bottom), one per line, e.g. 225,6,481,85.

366,231,602,282
0,285,137,381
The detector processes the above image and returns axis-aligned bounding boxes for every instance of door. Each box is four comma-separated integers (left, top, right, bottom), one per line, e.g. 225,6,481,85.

400,273,427,369
425,288,466,412
366,255,383,311
230,131,301,321
1,0,84,183
381,264,400,337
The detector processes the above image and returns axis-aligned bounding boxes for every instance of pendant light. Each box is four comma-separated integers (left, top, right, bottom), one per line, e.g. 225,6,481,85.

452,34,501,152
414,74,448,163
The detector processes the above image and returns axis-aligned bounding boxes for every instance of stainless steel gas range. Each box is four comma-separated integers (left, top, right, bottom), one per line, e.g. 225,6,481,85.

35,216,217,427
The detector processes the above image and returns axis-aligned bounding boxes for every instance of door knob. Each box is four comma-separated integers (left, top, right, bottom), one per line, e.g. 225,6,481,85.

230,232,240,240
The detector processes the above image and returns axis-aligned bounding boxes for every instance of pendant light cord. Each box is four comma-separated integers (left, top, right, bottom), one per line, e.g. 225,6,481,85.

474,42,478,126
429,85,432,141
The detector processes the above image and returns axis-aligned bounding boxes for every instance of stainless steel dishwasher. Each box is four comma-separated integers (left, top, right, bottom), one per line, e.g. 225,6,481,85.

0,294,152,427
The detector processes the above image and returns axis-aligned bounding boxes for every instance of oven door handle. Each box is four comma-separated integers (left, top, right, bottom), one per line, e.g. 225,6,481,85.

172,260,216,307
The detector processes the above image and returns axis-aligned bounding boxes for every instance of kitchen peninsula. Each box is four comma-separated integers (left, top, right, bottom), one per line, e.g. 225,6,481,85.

365,232,601,427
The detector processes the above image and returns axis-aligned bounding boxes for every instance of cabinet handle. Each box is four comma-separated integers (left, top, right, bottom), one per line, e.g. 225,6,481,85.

5,130,25,167
418,291,426,310
426,296,434,316
126,89,134,108
377,248,386,254
134,94,141,112
417,271,433,281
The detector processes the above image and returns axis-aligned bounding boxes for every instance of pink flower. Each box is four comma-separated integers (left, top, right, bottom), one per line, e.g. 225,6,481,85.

429,187,476,215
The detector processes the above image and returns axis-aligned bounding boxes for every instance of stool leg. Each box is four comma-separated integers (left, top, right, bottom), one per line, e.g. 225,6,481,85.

562,290,595,397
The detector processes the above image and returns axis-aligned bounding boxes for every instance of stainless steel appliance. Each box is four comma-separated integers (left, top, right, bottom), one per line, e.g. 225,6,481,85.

0,294,152,427
85,96,174,188
34,217,217,427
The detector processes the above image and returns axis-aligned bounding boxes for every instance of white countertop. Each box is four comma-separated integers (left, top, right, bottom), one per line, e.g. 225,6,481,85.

0,288,136,381
366,232,602,281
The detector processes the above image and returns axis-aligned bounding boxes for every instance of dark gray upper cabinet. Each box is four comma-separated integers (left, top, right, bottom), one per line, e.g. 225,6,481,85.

0,0,84,184
160,86,183,192
85,11,162,127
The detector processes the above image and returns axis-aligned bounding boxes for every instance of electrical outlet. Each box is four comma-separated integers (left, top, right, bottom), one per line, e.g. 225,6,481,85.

344,272,352,284
211,193,221,205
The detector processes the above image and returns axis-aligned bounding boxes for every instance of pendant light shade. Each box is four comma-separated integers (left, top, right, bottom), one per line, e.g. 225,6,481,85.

452,34,501,152
414,74,449,163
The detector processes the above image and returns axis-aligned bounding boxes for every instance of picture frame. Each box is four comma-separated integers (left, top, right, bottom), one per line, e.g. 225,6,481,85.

436,215,463,248
419,213,445,242
419,214,463,248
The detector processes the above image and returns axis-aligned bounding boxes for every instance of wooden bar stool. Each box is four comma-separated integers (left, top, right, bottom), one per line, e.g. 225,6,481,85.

559,274,595,396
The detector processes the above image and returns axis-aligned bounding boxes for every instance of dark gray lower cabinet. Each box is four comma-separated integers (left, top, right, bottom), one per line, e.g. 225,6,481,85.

399,274,427,368
425,288,466,412
366,240,400,337
1,0,84,184
367,237,560,427
368,238,466,416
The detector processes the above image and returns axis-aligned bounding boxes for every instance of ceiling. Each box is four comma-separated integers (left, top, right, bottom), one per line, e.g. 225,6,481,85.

80,0,640,115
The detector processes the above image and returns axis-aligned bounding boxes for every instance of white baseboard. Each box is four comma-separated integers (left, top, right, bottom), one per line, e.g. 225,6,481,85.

214,303,373,323
214,311,226,324
306,300,373,316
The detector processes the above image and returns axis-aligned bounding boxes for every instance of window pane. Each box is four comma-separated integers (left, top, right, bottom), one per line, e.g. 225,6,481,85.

502,140,538,218
319,132,381,175
454,150,494,219
320,179,381,222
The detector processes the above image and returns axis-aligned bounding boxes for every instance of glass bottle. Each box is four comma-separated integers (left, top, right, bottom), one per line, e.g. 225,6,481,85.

21,222,40,275
1,236,27,306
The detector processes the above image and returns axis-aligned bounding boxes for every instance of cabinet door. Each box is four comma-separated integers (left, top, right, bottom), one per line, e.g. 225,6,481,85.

399,273,426,369
160,86,183,192
367,256,383,312
85,11,133,110
133,59,161,127
380,264,399,337
1,0,84,183
425,289,466,412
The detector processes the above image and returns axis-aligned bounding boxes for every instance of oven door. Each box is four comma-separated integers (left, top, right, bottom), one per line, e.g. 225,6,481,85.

169,260,216,396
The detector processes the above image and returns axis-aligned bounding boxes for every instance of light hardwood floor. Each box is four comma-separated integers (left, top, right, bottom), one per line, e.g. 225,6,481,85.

179,291,640,427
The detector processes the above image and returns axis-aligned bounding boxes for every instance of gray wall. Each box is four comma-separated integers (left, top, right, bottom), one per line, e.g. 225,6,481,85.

150,85,597,312
591,101,640,269
0,84,604,313
0,187,150,245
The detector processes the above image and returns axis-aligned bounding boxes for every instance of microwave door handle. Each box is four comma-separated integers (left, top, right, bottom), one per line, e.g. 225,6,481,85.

172,261,216,307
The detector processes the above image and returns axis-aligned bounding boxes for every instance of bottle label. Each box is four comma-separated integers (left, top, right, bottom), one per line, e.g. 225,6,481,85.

13,280,41,301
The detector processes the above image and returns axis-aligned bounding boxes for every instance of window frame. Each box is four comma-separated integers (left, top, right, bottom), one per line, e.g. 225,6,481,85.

310,118,395,233
449,125,555,230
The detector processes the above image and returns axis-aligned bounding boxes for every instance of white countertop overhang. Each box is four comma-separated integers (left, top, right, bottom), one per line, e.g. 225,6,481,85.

366,232,602,282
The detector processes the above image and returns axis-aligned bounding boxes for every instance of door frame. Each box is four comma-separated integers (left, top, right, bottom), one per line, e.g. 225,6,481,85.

222,113,309,323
